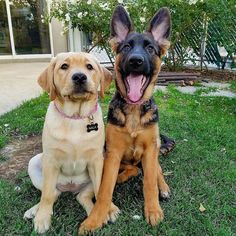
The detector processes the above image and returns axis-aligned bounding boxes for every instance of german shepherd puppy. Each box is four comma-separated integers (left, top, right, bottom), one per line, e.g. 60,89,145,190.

79,6,171,233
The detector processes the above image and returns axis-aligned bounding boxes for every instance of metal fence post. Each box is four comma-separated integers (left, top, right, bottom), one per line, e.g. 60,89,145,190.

200,14,208,70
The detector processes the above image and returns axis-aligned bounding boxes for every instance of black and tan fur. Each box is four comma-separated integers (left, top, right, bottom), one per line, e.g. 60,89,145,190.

79,6,173,233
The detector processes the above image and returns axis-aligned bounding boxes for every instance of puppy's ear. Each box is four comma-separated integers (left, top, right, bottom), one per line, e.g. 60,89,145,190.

147,7,171,55
99,67,113,99
38,58,57,101
110,5,133,51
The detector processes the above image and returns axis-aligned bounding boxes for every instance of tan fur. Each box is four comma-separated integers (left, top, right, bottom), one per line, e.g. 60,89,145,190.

24,52,118,234
159,39,171,56
117,164,140,183
79,38,170,235
78,7,172,231
79,103,168,233
109,38,118,52
79,122,166,232
100,67,113,98
38,58,57,100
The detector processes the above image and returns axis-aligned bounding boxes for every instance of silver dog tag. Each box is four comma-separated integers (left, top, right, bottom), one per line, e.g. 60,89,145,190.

87,115,98,132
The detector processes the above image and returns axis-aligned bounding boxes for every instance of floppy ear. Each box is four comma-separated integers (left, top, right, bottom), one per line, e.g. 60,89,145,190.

38,58,57,101
147,7,171,55
109,5,133,51
99,67,113,99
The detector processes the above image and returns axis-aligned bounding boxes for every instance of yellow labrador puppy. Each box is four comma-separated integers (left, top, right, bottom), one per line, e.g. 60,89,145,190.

23,52,119,233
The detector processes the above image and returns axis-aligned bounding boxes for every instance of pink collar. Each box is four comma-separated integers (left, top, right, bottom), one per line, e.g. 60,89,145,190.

54,102,98,120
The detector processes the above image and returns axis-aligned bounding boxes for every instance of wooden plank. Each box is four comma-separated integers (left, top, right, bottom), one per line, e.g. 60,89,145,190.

157,80,186,86
159,72,200,77
157,76,198,80
156,79,166,82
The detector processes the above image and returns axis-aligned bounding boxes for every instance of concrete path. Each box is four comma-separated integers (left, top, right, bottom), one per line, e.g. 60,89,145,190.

1,62,235,117
0,63,47,116
155,81,236,98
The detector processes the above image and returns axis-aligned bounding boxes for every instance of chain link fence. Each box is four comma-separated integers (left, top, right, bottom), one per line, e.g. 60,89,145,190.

88,5,236,71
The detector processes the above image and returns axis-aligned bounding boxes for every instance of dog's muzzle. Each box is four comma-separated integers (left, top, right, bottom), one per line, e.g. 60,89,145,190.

127,54,145,73
122,55,150,104
71,72,89,94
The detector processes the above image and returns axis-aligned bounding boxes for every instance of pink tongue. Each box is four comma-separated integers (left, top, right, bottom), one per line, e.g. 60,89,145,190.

127,74,145,103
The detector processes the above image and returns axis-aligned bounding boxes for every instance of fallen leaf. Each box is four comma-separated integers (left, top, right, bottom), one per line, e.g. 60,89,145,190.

14,186,21,191
163,171,173,176
132,215,141,220
221,148,226,153
199,203,206,212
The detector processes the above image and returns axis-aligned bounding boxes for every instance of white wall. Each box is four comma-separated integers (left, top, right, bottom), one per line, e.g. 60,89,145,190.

51,18,68,55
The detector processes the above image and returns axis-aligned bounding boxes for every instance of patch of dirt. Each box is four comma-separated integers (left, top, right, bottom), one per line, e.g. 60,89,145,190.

200,69,236,81
0,135,42,181
162,66,236,82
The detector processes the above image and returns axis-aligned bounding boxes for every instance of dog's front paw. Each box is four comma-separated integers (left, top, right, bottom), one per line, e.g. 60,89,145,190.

24,204,39,219
79,218,103,235
34,210,52,234
159,182,171,200
108,203,120,222
144,206,163,226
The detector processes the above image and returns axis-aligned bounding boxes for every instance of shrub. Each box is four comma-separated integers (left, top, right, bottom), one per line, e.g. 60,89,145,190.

46,0,236,70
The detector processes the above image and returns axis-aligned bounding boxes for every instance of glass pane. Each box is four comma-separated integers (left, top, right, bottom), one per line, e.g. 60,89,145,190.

10,0,50,54
0,0,12,55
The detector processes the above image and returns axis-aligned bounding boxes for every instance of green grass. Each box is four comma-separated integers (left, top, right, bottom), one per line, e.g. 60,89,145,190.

0,93,49,149
230,81,236,93
0,86,236,235
194,86,218,96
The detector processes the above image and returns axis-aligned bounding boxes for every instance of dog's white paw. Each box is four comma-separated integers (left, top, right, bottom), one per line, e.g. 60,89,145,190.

24,204,39,219
108,203,120,222
34,210,52,234
160,190,171,199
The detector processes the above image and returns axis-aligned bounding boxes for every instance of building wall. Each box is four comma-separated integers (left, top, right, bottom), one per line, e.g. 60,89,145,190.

0,0,84,61
51,18,68,56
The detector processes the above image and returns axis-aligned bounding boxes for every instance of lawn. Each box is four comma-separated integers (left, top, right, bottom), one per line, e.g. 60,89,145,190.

0,86,235,235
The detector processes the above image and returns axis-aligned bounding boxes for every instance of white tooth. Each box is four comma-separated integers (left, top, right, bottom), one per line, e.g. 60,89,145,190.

141,76,145,85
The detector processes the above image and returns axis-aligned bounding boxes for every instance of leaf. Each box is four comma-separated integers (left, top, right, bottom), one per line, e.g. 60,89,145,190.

199,203,206,212
132,215,141,220
163,171,173,176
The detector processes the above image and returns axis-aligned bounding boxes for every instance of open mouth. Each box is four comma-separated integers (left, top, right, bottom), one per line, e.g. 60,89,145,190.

124,73,149,104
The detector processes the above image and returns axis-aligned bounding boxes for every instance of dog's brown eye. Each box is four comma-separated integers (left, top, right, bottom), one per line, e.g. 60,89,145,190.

123,44,131,52
61,63,69,70
147,45,154,54
87,64,93,70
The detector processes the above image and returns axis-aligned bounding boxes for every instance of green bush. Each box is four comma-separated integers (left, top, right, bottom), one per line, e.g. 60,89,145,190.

46,0,236,70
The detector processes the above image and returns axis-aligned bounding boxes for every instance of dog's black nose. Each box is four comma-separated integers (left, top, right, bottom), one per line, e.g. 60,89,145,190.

72,73,87,85
129,55,144,68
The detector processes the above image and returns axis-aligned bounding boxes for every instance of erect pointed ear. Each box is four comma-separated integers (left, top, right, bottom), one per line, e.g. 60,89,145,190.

109,5,133,51
99,67,113,99
147,7,171,55
38,58,57,101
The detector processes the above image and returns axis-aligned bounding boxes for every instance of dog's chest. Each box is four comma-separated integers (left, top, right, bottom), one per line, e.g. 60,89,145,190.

123,143,144,164
48,119,103,145
125,108,142,136
44,104,104,158
60,158,87,176
108,95,159,136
